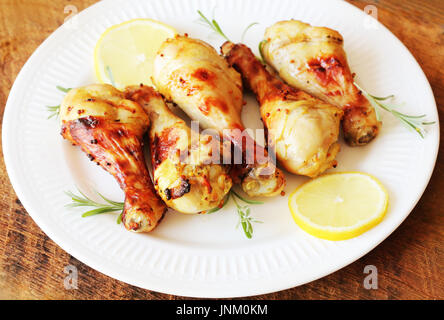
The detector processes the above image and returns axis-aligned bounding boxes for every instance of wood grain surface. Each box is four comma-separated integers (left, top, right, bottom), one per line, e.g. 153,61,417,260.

0,0,443,300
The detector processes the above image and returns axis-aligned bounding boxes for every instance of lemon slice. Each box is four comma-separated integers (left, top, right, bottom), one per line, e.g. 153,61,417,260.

288,172,388,241
94,19,177,89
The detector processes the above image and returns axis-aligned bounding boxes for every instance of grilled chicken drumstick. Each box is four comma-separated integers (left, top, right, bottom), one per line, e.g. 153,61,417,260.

222,42,343,177
261,20,380,146
60,84,167,232
124,85,232,213
152,36,285,197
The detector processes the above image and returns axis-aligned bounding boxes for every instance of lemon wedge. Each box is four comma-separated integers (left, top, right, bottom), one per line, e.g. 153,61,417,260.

94,19,177,89
288,172,388,241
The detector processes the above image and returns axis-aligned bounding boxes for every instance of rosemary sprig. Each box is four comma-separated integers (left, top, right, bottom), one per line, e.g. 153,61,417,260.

46,105,61,119
65,187,263,237
197,10,259,43
56,85,72,93
241,22,259,42
258,39,268,64
46,86,72,119
232,194,263,239
355,82,435,138
197,10,230,41
65,189,124,224
206,189,263,238
196,10,264,64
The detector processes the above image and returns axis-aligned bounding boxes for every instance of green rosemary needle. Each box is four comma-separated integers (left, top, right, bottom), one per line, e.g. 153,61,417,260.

65,187,263,236
241,22,259,42
46,105,61,119
196,10,264,65
258,39,268,64
232,195,263,239
65,189,124,224
56,85,72,93
355,82,435,138
46,85,72,119
197,10,230,41
206,188,263,238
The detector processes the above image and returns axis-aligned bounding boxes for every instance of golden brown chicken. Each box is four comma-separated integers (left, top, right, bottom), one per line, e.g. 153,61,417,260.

261,20,381,146
124,85,232,213
60,84,166,232
152,35,285,197
222,42,343,177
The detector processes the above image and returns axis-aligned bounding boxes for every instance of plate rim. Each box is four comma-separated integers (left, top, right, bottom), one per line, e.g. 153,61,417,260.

2,0,440,298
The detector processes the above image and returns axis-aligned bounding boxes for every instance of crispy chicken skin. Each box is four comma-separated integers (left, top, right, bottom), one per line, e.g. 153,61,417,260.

60,84,167,232
152,35,285,197
261,20,381,146
124,85,232,213
222,42,342,177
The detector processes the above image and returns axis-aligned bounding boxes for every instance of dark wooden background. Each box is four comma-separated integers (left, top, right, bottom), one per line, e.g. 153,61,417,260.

0,0,442,299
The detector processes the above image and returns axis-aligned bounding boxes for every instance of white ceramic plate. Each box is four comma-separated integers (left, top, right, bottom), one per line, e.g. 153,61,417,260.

3,0,439,298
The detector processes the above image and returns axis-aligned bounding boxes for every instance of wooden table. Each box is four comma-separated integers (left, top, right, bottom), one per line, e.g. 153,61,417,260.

0,0,442,300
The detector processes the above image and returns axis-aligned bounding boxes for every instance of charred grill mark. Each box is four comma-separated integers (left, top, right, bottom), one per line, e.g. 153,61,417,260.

164,177,191,200
77,116,99,128
101,98,137,114
200,96,228,115
164,188,172,200
192,68,216,86
126,147,137,157
325,34,343,43
152,136,160,169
